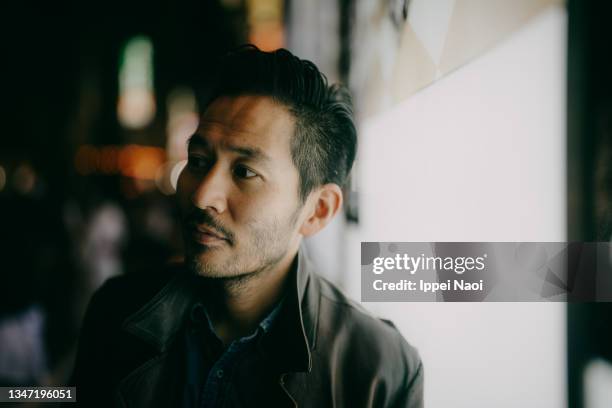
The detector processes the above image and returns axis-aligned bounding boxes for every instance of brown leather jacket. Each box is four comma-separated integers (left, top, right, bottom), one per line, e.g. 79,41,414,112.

71,249,423,407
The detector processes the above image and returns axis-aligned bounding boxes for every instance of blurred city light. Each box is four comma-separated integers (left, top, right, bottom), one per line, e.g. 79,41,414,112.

117,36,156,129
74,144,166,182
13,163,36,195
151,87,199,196
118,145,165,180
247,0,284,51
0,165,6,192
99,146,120,174
584,358,612,408
155,159,186,196
170,160,186,190
166,87,198,162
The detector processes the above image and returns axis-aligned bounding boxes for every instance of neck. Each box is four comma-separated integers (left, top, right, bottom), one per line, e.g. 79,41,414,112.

199,250,298,345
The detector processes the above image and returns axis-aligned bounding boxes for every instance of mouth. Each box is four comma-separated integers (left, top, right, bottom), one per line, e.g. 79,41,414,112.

189,224,230,247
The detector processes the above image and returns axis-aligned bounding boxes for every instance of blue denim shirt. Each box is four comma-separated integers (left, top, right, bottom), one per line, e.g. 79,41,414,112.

182,300,283,408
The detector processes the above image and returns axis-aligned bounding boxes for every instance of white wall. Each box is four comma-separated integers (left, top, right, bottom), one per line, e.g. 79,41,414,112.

345,6,567,407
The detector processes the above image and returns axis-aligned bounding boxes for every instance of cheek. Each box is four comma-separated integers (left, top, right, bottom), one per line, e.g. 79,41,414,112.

227,193,262,224
233,189,300,227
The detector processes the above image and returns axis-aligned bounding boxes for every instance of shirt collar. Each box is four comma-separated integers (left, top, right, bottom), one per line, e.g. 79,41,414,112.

189,296,284,341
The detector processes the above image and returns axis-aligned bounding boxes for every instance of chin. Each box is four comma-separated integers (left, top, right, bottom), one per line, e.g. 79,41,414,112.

190,249,246,279
189,259,226,278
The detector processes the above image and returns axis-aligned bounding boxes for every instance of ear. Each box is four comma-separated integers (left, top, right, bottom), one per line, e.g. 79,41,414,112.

299,184,343,237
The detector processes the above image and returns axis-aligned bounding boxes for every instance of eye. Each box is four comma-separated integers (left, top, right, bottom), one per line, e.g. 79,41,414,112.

233,165,258,179
187,155,211,171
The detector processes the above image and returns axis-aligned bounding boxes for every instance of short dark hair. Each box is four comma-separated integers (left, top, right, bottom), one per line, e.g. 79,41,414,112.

204,45,357,202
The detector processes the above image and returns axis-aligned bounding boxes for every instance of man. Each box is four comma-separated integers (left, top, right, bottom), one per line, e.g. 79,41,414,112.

72,45,423,407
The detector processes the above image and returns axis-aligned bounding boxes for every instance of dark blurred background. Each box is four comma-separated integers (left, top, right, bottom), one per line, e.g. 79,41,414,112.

0,3,250,385
0,1,610,407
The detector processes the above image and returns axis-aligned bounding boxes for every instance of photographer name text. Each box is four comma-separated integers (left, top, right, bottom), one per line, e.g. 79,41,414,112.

373,278,484,293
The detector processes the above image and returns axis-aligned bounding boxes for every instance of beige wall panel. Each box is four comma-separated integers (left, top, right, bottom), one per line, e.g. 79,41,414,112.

391,23,438,103
439,0,561,74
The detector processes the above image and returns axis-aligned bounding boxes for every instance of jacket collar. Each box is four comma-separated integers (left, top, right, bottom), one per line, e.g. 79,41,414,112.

122,245,320,373
260,246,320,373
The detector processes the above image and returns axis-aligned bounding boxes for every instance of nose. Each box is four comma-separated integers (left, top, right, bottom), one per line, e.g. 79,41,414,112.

191,162,229,214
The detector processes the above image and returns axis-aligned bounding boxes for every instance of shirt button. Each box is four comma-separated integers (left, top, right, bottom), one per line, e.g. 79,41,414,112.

216,369,224,378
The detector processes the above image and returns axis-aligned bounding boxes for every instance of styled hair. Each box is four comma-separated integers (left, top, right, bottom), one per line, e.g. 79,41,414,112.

204,45,357,202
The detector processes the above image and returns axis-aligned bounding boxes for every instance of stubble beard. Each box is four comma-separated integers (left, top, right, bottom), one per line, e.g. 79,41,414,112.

187,206,302,289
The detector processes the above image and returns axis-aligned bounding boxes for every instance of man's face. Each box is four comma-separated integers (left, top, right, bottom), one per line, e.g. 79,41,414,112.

177,95,305,279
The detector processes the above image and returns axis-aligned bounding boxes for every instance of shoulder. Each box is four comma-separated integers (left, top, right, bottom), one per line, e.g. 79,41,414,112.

313,274,422,379
71,264,182,388
78,264,182,342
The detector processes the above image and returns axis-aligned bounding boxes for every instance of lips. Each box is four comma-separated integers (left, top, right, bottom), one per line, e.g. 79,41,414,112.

195,225,226,240
189,224,230,246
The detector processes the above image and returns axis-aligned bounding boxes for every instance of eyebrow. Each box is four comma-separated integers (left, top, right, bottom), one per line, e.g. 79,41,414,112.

187,134,271,163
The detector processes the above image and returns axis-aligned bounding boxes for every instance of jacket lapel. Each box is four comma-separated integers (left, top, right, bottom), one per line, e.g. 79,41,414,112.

115,345,184,408
118,271,198,407
259,248,321,407
122,273,199,352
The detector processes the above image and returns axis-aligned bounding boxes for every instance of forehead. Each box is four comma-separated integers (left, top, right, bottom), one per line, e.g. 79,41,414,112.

194,95,295,155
